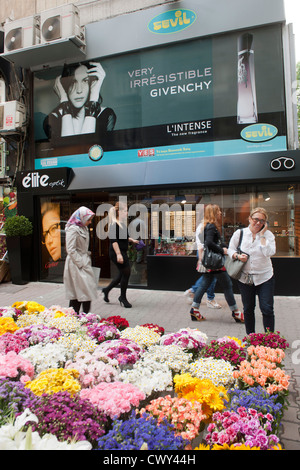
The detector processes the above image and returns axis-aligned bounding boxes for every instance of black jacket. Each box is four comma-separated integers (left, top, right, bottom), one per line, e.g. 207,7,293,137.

204,223,226,254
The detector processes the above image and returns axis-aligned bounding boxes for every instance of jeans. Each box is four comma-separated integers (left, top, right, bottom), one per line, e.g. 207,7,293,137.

192,271,238,311
237,276,275,334
191,276,217,301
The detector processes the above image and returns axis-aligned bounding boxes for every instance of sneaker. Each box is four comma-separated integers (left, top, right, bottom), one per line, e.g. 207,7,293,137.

206,299,222,309
184,289,194,304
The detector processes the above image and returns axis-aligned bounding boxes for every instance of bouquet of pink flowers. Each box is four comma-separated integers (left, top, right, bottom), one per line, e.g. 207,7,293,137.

243,331,289,350
80,381,145,419
140,395,206,441
0,350,34,383
0,332,29,354
96,339,143,366
233,348,290,395
86,322,120,344
206,407,279,450
15,324,62,345
160,328,207,355
65,349,119,388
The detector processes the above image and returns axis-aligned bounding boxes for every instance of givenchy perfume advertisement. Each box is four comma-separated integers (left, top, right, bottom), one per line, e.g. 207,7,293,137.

34,23,286,169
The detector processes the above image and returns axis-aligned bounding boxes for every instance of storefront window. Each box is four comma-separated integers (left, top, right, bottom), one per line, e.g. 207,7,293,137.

38,182,300,283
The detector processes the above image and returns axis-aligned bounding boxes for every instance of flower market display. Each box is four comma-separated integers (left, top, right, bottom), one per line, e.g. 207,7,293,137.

0,300,290,450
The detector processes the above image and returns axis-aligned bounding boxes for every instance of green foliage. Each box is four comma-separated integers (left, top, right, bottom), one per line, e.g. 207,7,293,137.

4,215,33,237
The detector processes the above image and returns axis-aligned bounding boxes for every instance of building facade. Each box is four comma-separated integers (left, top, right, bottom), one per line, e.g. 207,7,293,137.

1,0,300,294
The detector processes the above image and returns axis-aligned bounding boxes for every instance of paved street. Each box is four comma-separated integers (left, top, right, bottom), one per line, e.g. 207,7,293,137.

0,280,299,450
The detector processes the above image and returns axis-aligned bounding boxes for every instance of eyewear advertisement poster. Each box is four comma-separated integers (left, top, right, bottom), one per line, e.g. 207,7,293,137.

34,23,287,170
40,200,66,280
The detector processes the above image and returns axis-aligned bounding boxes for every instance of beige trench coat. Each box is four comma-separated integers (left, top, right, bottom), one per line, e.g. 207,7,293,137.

63,225,98,302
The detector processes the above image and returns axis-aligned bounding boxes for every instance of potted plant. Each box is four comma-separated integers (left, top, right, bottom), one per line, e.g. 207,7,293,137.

4,215,33,285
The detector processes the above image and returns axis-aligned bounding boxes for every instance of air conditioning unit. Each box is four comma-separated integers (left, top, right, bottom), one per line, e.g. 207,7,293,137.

0,101,26,133
40,4,83,44
0,79,5,103
3,16,40,53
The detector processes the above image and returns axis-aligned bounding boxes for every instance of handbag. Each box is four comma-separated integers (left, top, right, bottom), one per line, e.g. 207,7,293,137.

202,246,225,270
224,229,247,280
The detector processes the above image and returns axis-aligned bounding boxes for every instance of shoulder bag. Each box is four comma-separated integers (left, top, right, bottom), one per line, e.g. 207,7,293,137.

202,246,225,270
224,229,248,280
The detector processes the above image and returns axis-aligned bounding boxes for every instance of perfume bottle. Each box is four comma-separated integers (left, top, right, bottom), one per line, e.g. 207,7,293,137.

237,33,258,124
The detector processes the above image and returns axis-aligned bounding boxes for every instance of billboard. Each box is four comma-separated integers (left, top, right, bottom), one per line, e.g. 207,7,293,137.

34,23,287,170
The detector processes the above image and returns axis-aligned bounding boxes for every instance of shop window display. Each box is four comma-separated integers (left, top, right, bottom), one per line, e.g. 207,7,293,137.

38,183,300,283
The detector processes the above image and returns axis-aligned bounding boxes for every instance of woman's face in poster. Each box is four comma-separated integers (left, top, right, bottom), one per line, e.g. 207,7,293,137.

42,209,62,261
67,65,90,109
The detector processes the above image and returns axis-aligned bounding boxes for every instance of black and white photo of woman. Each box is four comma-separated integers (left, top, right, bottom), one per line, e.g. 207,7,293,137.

43,61,116,139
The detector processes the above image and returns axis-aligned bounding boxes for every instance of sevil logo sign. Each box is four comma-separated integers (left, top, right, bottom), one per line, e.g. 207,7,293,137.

270,156,295,171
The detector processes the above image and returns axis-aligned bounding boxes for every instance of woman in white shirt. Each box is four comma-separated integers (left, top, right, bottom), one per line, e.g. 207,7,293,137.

228,207,276,334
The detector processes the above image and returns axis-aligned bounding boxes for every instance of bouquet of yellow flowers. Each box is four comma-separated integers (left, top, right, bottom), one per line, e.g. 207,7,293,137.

26,368,81,396
173,373,228,422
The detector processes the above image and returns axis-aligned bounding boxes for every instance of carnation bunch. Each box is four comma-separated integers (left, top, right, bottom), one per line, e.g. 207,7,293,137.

243,331,289,350
25,368,81,396
0,351,34,383
80,381,145,419
160,328,207,356
65,349,119,388
15,324,61,345
206,407,280,450
106,315,129,331
96,338,143,366
86,322,120,344
140,395,206,441
233,356,290,395
202,339,246,367
227,386,283,433
247,345,285,365
0,332,29,354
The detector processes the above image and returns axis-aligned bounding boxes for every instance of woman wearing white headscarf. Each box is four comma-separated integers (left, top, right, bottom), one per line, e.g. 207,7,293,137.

63,206,98,314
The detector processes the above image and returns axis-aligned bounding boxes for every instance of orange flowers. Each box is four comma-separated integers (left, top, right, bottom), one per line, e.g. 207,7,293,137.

233,345,290,394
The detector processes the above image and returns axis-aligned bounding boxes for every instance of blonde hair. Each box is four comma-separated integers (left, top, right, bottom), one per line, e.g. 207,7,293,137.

204,204,221,228
250,207,268,220
108,201,127,226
